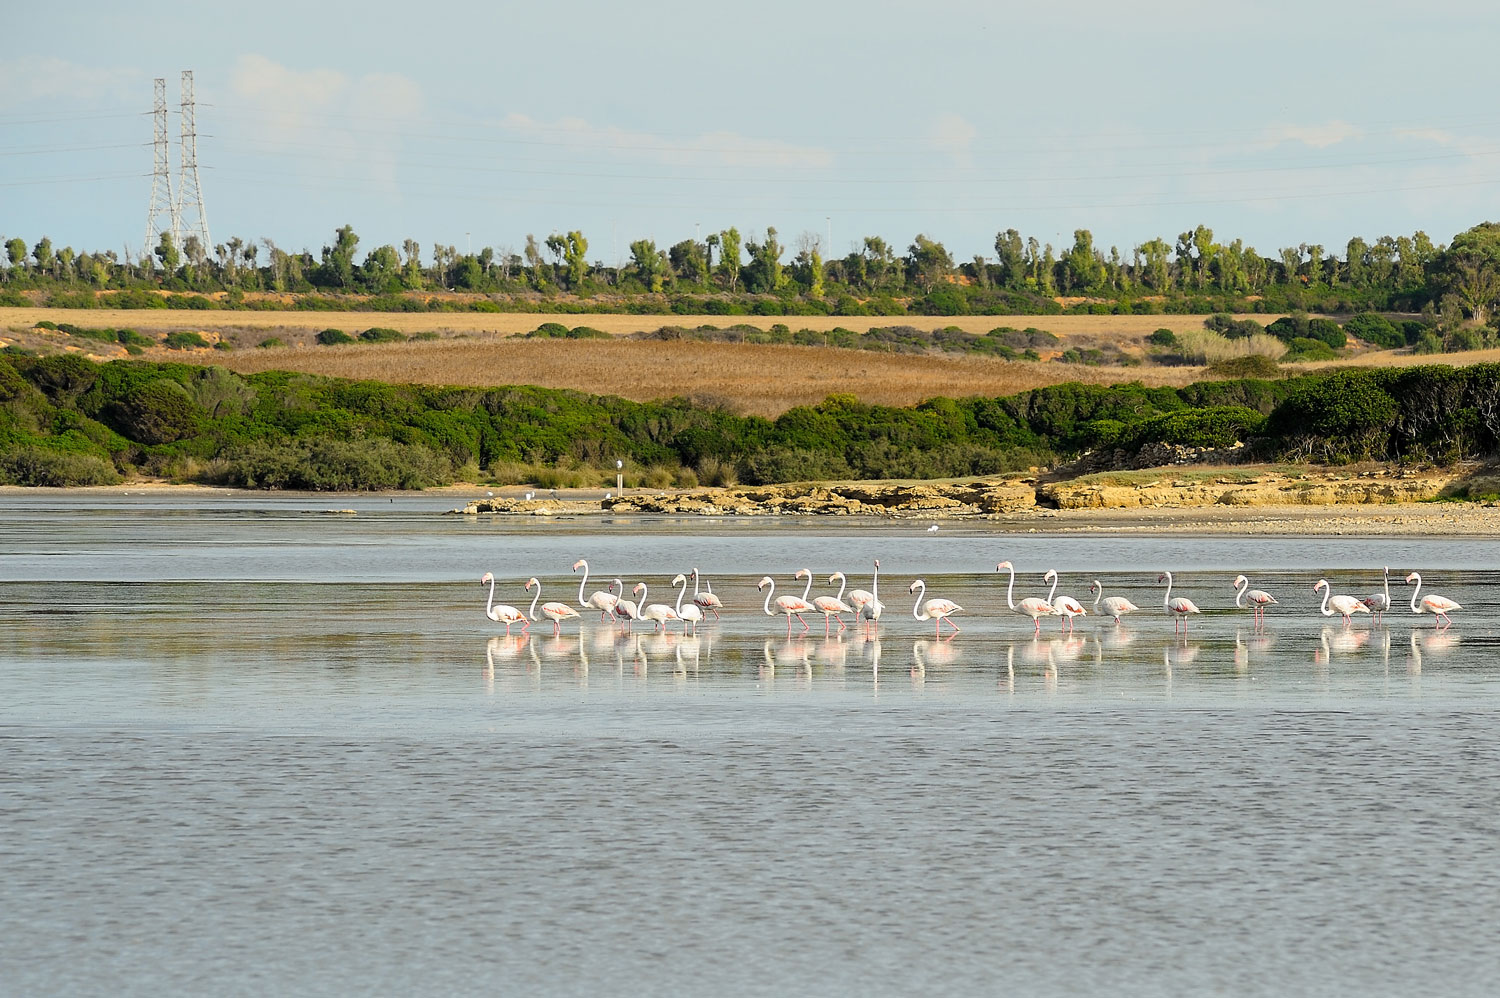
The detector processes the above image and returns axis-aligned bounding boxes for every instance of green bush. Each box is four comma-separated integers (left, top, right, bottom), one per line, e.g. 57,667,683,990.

1282,337,1338,361
316,328,356,345
163,331,209,350
1147,328,1177,347
1412,331,1445,354
1267,370,1397,462
0,446,119,486
258,337,285,349
359,327,405,343
1207,354,1280,378
1134,405,1267,449
1306,318,1346,349
100,378,206,444
211,438,452,491
1343,313,1403,349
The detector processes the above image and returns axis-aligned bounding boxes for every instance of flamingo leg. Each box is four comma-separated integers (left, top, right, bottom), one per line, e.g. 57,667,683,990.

798,614,809,633
945,617,961,634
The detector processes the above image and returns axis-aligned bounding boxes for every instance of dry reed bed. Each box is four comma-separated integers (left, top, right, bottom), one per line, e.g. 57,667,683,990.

0,307,1293,343
198,339,1205,416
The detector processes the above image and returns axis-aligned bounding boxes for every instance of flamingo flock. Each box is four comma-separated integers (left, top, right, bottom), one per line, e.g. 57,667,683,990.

481,560,1466,637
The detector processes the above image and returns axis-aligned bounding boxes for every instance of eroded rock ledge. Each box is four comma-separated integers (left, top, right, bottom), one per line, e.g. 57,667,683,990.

450,468,1465,518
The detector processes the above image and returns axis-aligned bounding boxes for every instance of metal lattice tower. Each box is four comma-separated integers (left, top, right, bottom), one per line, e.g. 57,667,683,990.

143,77,178,252
176,70,210,251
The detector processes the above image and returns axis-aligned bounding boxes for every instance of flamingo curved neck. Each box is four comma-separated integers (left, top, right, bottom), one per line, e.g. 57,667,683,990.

1002,563,1018,610
1317,581,1332,616
529,584,542,621
1045,572,1058,605
834,573,847,602
1383,568,1391,604
1408,573,1422,612
872,563,879,600
1092,580,1102,608
637,582,648,606
1161,572,1173,610
912,581,929,621
1234,576,1247,608
800,571,812,603
692,570,701,597
486,576,496,616
576,561,590,606
675,577,687,616
762,580,775,616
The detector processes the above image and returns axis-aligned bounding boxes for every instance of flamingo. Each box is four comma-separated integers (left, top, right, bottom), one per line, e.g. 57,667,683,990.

1364,566,1392,624
572,558,619,621
1232,574,1279,626
691,568,723,619
1313,579,1370,628
996,560,1055,633
634,581,679,633
1158,571,1202,633
1043,570,1087,633
1089,579,1138,624
909,579,962,637
480,572,529,635
1405,572,1461,629
758,575,814,637
672,573,704,635
816,572,856,635
526,577,581,636
611,578,640,630
857,560,885,631
846,561,877,618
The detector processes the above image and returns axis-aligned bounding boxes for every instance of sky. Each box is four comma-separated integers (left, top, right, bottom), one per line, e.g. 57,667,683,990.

5,0,1500,267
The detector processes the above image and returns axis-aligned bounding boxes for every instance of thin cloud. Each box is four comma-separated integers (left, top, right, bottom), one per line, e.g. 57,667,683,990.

1262,120,1362,149
931,112,978,167
500,113,834,170
0,56,140,103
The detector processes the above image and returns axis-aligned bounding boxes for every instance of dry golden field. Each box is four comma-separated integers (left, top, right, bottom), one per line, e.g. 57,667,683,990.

191,339,1207,416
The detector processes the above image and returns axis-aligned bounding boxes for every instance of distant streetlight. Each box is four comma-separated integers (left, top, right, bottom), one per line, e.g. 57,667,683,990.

616,459,624,494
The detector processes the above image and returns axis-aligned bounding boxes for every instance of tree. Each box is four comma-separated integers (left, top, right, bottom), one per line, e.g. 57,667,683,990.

564,230,589,288
1064,229,1104,292
1137,238,1171,290
717,227,742,291
863,236,894,291
362,245,402,291
669,239,707,283
745,227,786,293
5,237,26,275
704,233,719,272
153,232,177,275
994,229,1025,288
905,233,953,292
524,235,544,288
1279,246,1302,284
402,239,423,288
321,224,359,289
629,239,666,292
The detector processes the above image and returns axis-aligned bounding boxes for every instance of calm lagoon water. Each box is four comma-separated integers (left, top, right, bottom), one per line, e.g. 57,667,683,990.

3,493,1500,996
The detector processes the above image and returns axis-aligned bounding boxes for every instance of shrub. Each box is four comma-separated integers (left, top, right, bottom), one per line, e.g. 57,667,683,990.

1282,337,1338,362
1134,405,1267,449
1147,328,1177,347
211,438,452,491
1412,331,1444,354
1267,370,1397,462
359,327,405,343
101,378,206,444
1306,318,1346,349
696,455,739,487
1207,354,1280,378
162,330,209,350
258,337,285,349
315,328,355,345
1343,313,1403,349
1204,314,1265,339
0,446,120,486
1447,327,1485,352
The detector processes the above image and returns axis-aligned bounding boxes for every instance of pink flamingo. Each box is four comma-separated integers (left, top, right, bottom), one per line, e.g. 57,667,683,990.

1405,572,1461,629
909,578,962,637
758,575,814,637
1233,574,1278,627
846,561,877,618
1313,579,1370,628
480,572,529,635
1089,579,1138,624
856,560,884,632
1158,571,1202,633
816,571,856,635
1364,567,1392,624
996,560,1055,634
611,578,640,631
672,574,704,635
690,568,723,620
1043,570,1087,633
526,577,581,636
572,559,619,621
634,581,679,633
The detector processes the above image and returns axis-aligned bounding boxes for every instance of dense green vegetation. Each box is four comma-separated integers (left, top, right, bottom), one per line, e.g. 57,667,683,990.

8,222,1500,335
4,353,1500,489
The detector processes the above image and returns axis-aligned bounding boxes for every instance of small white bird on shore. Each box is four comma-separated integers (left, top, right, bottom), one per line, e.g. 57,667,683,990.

927,524,939,533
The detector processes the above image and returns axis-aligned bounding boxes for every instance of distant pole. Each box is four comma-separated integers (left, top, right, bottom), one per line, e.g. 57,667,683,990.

826,216,831,256
616,459,623,495
466,232,471,256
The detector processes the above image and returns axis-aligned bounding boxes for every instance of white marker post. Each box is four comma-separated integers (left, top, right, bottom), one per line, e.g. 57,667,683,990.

616,460,623,496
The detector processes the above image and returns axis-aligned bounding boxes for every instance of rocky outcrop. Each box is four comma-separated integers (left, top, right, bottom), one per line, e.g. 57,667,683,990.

1038,469,1456,510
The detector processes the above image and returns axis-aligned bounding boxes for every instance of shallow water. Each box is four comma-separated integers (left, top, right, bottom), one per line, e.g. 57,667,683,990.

3,495,1500,996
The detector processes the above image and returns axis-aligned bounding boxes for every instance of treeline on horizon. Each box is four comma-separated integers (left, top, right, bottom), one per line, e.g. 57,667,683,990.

2,352,1497,490
6,220,1500,325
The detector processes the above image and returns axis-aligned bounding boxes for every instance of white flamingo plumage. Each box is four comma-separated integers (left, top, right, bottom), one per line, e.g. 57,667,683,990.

759,575,814,637
672,573,704,635
1364,567,1392,624
856,560,884,630
1089,579,1138,624
634,581,680,633
1313,579,1370,627
526,577,581,636
1043,570,1087,632
572,559,619,621
690,568,723,619
1232,574,1278,626
909,579,962,637
1158,571,1202,633
480,572,529,635
1406,572,1461,629
816,571,855,635
996,560,1055,633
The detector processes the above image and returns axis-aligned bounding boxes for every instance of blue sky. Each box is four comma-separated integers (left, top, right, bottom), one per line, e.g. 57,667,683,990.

5,0,1499,266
